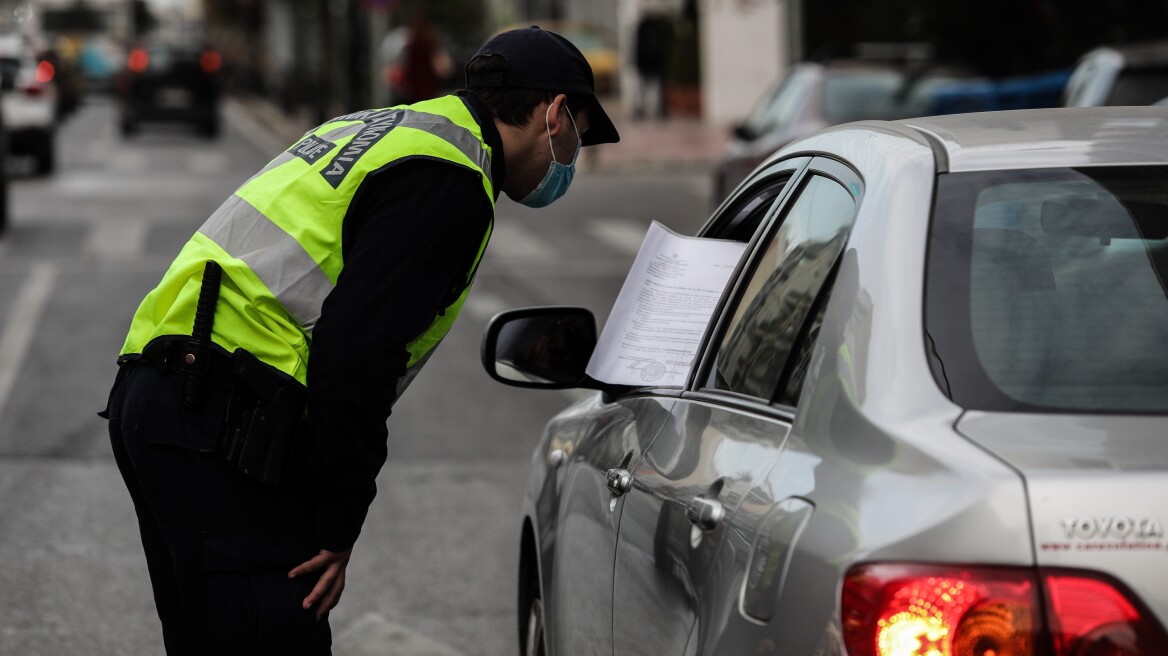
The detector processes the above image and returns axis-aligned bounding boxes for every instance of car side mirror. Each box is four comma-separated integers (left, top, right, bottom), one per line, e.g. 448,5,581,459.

732,123,757,141
481,307,599,389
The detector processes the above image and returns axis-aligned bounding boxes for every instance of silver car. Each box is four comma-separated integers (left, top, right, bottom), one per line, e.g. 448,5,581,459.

482,107,1168,656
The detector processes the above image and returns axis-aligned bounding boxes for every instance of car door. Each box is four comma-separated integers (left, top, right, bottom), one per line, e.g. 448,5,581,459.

549,395,677,656
611,157,864,656
545,158,811,656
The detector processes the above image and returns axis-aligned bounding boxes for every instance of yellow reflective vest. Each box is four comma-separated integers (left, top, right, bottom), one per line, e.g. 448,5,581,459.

121,95,495,387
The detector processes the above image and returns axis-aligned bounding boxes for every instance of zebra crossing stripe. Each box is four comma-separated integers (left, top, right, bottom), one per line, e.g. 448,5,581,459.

586,218,647,256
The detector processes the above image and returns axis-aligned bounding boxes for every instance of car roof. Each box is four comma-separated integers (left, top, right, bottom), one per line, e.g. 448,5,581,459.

1089,41,1168,68
777,107,1168,174
901,106,1168,171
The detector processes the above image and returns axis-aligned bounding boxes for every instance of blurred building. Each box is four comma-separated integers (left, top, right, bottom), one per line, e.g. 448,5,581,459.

143,0,1167,131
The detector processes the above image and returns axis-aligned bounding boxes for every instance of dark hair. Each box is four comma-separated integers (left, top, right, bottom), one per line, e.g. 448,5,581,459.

461,55,590,128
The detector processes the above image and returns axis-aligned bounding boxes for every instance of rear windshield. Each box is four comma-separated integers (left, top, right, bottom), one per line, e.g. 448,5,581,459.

926,166,1168,414
822,72,944,121
1109,68,1168,105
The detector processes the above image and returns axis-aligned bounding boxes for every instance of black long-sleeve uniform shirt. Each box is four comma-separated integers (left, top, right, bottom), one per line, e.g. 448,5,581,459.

307,94,504,552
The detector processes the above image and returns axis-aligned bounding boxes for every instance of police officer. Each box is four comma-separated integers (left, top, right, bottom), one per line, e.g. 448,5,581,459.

102,27,618,655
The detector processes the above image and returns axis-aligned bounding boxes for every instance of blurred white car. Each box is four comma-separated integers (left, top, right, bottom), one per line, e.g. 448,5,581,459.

0,32,58,174
1063,41,1168,107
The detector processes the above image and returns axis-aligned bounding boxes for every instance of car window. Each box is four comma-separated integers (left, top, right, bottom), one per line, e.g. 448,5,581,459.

742,69,814,138
1109,68,1168,105
822,72,946,121
703,173,858,401
926,165,1168,413
775,267,835,406
703,173,793,242
0,57,20,86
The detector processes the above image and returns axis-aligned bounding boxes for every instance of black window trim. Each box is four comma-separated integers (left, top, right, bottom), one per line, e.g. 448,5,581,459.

686,155,865,413
698,157,813,238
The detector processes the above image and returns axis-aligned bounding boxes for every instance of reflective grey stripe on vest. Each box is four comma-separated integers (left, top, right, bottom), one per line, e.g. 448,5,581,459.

198,194,333,332
206,109,492,333
398,110,493,189
254,109,493,187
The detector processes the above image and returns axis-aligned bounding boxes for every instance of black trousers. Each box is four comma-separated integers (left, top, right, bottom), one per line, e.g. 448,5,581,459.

106,364,332,655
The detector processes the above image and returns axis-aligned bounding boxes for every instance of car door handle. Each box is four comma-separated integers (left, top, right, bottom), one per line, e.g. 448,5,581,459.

606,468,632,496
686,497,725,531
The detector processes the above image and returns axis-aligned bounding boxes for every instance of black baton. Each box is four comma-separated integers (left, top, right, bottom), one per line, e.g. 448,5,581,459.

181,260,222,407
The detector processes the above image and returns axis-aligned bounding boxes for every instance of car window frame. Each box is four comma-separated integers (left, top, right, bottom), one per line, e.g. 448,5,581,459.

699,157,812,239
685,155,864,417
597,158,813,404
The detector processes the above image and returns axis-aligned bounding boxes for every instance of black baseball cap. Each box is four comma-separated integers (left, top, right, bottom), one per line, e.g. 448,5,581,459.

466,26,620,146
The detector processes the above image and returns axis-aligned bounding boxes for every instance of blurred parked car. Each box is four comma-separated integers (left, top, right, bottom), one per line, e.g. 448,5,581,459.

0,32,59,175
712,61,975,202
483,106,1168,656
117,39,221,138
1063,42,1168,107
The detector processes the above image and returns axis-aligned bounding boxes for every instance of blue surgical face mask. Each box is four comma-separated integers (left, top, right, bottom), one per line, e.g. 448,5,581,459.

518,104,581,208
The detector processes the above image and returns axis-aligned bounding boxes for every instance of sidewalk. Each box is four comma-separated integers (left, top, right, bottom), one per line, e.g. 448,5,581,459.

586,97,729,173
228,94,729,174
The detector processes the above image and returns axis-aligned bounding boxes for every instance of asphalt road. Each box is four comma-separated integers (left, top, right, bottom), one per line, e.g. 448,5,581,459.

0,95,711,655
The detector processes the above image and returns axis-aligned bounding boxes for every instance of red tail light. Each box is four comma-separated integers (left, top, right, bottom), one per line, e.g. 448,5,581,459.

35,60,54,83
127,47,149,73
843,564,1168,656
199,50,221,74
1044,571,1167,656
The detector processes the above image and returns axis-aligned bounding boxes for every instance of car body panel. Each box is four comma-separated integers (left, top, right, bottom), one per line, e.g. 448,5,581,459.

956,411,1168,629
544,395,677,655
613,399,791,655
904,107,1168,171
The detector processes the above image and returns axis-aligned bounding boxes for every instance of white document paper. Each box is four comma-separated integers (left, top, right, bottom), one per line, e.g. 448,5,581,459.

586,221,748,387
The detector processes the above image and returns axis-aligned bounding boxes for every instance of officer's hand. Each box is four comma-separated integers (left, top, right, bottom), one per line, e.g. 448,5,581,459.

289,547,353,620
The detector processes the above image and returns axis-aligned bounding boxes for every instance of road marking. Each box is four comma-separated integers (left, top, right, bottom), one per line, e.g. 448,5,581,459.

586,217,647,256
83,218,149,257
462,291,511,322
488,222,556,262
0,262,57,417
333,612,460,656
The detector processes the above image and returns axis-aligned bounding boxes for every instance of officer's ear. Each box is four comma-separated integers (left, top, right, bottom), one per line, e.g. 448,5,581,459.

544,94,571,138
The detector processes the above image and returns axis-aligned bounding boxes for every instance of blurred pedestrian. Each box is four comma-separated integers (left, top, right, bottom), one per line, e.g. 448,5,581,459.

385,13,453,105
634,10,671,119
100,26,618,656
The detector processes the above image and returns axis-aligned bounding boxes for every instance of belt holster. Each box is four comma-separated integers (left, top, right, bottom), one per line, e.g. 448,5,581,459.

220,348,307,486
169,260,308,486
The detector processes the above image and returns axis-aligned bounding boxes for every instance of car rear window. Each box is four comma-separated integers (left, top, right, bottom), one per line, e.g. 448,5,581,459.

823,72,945,122
1109,68,1168,105
146,46,199,72
926,166,1168,414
